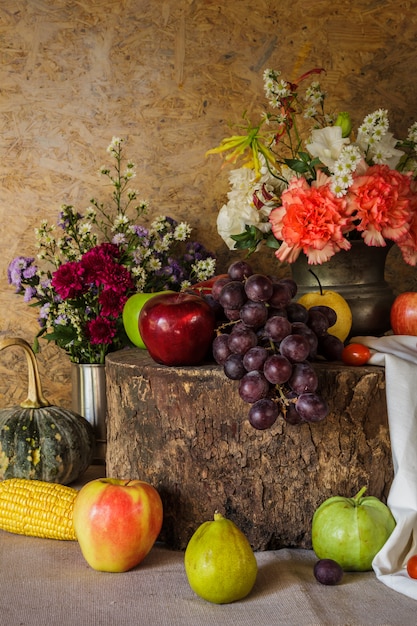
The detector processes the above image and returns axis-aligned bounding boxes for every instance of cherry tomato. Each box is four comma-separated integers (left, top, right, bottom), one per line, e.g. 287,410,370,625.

341,343,371,366
407,555,417,579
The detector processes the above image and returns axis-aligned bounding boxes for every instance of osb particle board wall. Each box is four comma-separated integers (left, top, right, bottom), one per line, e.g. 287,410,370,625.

0,0,416,407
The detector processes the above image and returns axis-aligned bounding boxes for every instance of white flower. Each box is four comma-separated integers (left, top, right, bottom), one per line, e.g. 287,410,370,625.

407,122,417,143
146,257,162,271
306,126,349,170
329,144,362,194
107,136,122,154
192,258,217,281
112,233,127,245
216,164,284,249
174,222,192,241
217,203,252,249
111,215,129,233
217,195,271,249
85,206,96,219
78,223,93,235
150,216,168,232
154,235,171,252
124,170,136,180
305,82,325,107
358,131,404,168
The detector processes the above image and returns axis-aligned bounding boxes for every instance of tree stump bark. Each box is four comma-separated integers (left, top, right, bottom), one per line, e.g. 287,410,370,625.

105,349,393,551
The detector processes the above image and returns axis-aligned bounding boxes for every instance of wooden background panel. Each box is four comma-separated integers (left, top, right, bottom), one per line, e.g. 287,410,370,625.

0,0,417,407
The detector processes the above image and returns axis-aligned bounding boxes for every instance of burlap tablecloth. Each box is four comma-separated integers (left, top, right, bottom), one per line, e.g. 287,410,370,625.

1,530,416,626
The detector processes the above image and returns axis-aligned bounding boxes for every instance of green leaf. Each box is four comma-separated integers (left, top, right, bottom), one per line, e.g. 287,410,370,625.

231,230,255,242
43,325,78,347
284,158,311,174
297,151,312,162
265,233,281,249
232,238,254,250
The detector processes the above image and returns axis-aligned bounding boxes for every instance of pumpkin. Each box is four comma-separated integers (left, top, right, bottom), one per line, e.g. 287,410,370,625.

0,337,95,485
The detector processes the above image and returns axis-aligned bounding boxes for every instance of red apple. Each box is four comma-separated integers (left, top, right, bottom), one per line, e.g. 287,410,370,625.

390,292,417,335
122,290,174,349
73,478,163,573
187,273,229,296
139,292,216,366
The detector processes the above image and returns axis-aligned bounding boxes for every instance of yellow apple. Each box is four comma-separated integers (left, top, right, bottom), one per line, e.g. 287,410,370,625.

297,290,352,342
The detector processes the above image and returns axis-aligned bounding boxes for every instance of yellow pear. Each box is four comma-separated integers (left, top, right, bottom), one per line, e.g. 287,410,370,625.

298,290,352,341
184,512,258,604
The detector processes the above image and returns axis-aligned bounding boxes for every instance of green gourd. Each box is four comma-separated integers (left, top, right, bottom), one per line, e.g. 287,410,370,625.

0,337,94,485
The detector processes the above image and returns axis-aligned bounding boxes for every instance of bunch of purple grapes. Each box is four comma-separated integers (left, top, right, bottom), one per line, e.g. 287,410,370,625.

210,261,343,431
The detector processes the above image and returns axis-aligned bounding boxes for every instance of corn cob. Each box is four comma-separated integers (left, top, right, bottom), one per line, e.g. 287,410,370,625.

0,478,77,540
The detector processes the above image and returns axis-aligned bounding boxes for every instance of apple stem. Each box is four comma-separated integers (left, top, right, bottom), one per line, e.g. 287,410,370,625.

353,486,367,504
308,269,323,296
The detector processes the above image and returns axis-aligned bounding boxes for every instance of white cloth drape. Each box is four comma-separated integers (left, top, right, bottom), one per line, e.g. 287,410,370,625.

351,335,417,599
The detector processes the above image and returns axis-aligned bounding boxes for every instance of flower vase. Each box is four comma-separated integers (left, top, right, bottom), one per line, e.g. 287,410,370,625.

71,363,107,464
290,240,395,337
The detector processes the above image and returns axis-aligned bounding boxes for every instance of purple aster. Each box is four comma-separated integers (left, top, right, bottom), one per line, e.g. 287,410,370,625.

24,286,38,302
39,303,50,319
7,257,36,291
131,225,149,238
58,207,82,229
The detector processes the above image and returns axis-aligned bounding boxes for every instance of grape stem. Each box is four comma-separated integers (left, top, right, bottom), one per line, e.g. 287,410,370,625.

308,269,323,296
275,383,296,410
215,319,240,335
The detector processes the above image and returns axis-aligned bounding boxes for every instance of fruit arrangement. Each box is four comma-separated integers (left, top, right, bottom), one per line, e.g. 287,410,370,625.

208,260,347,430
128,260,362,432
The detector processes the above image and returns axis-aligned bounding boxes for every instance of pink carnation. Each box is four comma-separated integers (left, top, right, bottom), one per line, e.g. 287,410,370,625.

395,180,417,265
269,174,352,264
347,164,412,246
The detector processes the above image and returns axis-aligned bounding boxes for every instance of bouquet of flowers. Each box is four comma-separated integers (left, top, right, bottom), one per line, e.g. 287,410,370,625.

8,137,216,364
208,68,417,266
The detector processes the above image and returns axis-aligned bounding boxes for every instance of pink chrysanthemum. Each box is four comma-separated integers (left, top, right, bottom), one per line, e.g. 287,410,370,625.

98,288,129,317
85,317,117,345
51,261,86,299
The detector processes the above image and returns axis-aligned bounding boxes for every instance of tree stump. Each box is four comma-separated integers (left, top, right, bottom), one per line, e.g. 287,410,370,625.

105,349,393,551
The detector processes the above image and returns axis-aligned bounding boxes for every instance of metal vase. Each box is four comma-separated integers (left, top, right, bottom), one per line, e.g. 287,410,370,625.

291,240,395,337
71,363,107,464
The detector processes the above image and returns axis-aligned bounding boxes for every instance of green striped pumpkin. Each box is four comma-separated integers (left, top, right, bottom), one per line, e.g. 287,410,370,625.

0,337,94,485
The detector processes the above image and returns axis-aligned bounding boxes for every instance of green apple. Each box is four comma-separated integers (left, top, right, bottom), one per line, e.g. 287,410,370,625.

297,290,352,342
122,291,174,349
311,486,396,571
